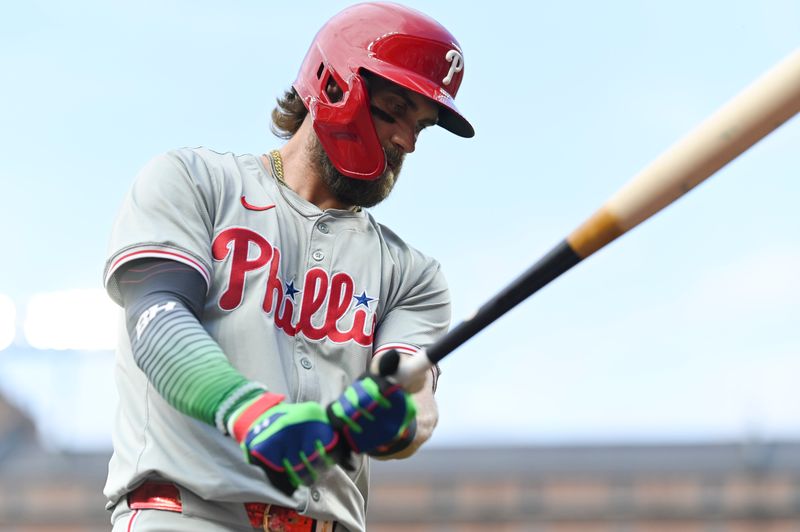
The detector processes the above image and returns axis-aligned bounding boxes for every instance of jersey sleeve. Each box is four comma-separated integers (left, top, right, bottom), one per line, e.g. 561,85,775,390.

373,248,451,389
104,150,216,305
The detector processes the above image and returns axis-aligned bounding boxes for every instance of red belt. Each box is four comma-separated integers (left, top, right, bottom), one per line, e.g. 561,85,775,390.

127,481,333,531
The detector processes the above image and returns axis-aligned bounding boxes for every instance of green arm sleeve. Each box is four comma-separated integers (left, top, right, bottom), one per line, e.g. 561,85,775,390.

117,259,263,430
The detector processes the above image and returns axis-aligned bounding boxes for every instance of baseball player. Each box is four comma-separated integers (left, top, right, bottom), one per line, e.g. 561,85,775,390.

103,3,473,531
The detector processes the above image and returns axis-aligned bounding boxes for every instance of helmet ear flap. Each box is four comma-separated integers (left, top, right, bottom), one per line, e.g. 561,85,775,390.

310,74,386,180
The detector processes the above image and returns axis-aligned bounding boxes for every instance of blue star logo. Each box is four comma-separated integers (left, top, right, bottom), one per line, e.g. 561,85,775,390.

353,290,376,309
285,280,301,302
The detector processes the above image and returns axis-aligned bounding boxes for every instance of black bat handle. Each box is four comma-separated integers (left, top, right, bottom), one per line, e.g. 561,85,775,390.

426,240,581,364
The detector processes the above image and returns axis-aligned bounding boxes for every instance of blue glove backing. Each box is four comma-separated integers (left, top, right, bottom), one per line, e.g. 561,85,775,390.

229,392,344,495
327,370,417,456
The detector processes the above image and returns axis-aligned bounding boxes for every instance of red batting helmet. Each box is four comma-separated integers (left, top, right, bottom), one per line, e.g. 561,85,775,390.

294,2,474,180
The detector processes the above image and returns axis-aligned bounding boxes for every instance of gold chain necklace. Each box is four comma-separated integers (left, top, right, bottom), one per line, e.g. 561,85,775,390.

267,149,286,185
266,149,360,212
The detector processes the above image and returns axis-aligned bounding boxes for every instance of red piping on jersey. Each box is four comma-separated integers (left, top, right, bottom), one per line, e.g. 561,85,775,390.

373,343,419,357
240,195,276,211
126,509,139,532
110,249,210,285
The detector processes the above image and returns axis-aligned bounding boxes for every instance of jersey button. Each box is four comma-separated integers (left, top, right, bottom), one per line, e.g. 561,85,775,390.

300,357,313,370
311,489,321,501
318,222,330,234
312,250,324,261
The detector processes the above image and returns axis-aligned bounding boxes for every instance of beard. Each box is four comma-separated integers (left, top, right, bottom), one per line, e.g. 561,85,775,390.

308,135,404,208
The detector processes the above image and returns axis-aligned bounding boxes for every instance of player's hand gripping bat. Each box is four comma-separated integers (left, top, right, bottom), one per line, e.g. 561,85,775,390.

380,49,800,387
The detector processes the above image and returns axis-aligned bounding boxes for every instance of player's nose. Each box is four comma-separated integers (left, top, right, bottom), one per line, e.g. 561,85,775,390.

390,126,417,154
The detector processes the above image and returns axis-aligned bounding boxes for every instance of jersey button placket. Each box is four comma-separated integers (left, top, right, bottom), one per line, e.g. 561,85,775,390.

296,217,333,401
310,218,332,265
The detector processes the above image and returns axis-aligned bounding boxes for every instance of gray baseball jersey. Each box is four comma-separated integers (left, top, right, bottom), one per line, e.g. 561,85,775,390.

103,147,450,531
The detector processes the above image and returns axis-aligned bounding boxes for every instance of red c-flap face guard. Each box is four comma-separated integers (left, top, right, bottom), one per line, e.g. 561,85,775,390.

308,71,386,180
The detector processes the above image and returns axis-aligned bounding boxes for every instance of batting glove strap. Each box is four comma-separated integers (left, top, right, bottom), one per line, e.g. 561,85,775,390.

229,392,285,442
215,382,269,434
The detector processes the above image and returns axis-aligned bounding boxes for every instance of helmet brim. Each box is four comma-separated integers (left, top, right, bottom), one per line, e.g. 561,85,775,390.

361,64,475,138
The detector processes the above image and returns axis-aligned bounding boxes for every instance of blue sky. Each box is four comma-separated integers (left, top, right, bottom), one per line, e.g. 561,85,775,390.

1,1,798,451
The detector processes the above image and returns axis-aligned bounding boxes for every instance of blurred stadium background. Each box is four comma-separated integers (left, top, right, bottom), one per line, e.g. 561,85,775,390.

1,338,799,530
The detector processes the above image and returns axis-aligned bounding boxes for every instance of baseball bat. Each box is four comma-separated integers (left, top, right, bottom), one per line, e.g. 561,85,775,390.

386,48,800,389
